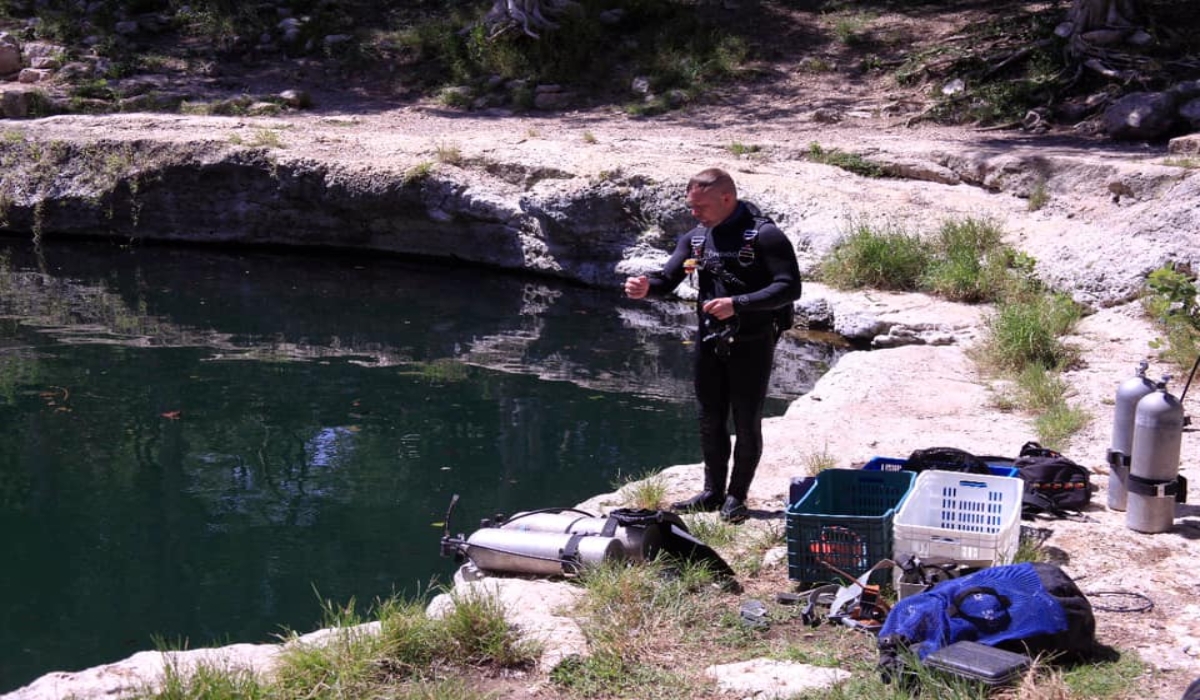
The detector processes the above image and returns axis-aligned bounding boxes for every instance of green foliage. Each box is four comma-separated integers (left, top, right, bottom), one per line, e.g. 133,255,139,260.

562,558,719,696
399,0,751,112
615,470,667,510
1062,650,1150,699
1145,265,1198,321
435,587,539,668
550,652,685,698
816,215,1087,444
1027,178,1049,211
982,292,1081,372
726,141,761,156
807,142,886,178
70,79,117,101
1163,156,1200,169
804,442,839,473
1142,264,1200,371
138,657,269,700
404,161,435,184
905,6,1068,127
819,220,930,291
920,218,1010,303
824,9,876,46
270,588,535,696
1013,363,1091,446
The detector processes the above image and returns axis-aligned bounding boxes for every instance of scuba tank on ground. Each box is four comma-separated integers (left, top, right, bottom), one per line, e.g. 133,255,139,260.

438,499,626,577
1107,360,1157,511
460,528,626,576
1126,375,1189,534
500,509,662,562
438,498,739,585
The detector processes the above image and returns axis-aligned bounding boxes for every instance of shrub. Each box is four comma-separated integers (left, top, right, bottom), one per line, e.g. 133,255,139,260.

819,220,929,291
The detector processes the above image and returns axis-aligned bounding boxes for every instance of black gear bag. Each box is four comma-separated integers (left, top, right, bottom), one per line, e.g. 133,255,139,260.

1013,442,1091,518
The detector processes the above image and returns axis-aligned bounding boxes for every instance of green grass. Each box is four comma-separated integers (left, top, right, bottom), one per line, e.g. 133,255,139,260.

807,142,887,178
1162,156,1200,169
803,442,839,473
979,293,1081,372
817,215,1088,445
119,529,1145,700
920,218,1011,303
825,9,876,46
726,141,762,156
434,142,464,166
1027,178,1049,211
130,587,536,699
1142,264,1200,372
819,220,929,291
615,470,668,510
152,656,269,700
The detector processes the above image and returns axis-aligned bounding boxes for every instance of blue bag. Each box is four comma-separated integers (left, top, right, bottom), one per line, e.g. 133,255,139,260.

878,563,1096,682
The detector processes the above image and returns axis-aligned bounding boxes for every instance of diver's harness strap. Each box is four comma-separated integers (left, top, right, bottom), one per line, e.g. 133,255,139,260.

693,215,784,347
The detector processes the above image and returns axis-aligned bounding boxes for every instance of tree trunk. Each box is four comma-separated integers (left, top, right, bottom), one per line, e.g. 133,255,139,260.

1059,0,1145,74
483,0,575,39
1064,0,1139,34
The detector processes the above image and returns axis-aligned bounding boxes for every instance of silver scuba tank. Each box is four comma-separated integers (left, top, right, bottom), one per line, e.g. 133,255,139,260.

500,511,662,562
1126,377,1186,533
1107,360,1156,511
462,527,626,576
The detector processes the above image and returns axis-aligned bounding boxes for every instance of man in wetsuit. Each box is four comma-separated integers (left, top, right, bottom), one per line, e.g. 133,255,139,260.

624,168,802,523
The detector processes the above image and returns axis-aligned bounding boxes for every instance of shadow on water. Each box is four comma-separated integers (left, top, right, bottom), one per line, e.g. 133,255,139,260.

0,238,845,691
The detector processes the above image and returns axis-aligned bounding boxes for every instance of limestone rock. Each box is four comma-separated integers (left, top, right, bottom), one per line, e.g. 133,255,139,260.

0,32,21,76
1103,91,1179,141
1169,133,1200,156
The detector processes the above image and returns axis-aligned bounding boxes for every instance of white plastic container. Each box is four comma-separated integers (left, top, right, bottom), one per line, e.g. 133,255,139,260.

892,470,1023,566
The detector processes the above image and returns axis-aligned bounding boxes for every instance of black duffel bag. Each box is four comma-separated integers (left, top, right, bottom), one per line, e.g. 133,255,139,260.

1013,442,1091,518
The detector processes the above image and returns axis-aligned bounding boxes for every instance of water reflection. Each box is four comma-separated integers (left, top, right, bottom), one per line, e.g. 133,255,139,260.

0,239,843,692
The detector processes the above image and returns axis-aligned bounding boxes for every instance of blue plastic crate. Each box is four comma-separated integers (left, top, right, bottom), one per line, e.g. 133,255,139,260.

786,468,915,585
862,456,1019,479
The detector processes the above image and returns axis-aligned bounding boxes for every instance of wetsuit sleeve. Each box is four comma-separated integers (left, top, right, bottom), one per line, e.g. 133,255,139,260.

732,224,801,311
645,232,693,296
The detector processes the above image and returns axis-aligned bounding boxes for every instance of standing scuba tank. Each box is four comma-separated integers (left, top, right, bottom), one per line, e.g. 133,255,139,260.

1126,376,1188,533
500,510,662,562
1107,360,1156,511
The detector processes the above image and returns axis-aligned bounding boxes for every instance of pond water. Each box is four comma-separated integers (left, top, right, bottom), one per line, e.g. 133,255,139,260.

0,238,842,692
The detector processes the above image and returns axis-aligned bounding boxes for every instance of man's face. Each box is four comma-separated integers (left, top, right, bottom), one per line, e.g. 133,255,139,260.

687,186,733,228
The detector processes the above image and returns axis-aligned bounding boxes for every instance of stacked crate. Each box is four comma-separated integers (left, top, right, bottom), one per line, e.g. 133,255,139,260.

891,470,1023,597
785,468,915,586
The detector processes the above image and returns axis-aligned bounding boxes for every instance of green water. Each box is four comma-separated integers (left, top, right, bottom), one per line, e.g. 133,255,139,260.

0,239,838,692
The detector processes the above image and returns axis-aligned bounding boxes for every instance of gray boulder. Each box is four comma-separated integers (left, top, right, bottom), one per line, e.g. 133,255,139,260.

0,32,21,76
1103,91,1179,140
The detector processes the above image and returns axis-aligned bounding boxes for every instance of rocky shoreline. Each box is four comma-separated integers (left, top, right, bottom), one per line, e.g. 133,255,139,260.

4,108,1200,700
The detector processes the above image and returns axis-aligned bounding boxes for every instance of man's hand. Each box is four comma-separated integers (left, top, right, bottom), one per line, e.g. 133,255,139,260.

624,275,649,299
702,297,735,320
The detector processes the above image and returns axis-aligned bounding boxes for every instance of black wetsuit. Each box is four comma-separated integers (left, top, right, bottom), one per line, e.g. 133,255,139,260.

646,201,802,501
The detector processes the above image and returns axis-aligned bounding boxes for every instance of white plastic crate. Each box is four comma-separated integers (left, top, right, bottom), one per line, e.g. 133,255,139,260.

892,470,1023,566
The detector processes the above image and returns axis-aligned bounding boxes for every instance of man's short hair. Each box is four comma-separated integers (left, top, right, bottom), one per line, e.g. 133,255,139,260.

687,168,737,198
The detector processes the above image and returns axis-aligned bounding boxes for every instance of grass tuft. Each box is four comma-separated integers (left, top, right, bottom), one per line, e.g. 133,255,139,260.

819,219,929,290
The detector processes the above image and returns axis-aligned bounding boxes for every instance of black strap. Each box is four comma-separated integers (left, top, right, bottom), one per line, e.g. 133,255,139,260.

1021,490,1092,521
1020,441,1062,458
1127,473,1189,503
1105,448,1131,468
560,533,587,574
